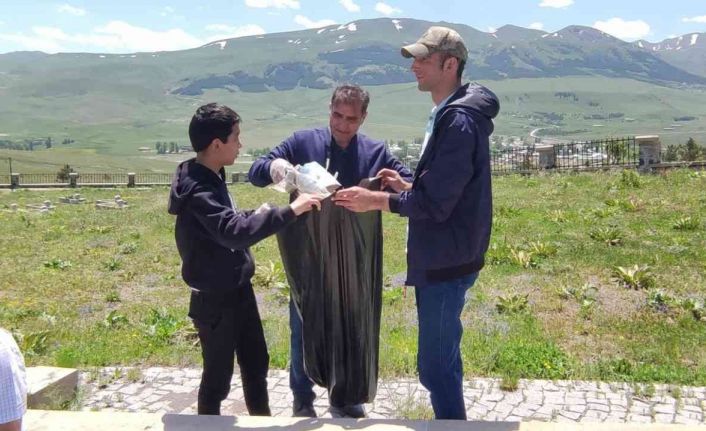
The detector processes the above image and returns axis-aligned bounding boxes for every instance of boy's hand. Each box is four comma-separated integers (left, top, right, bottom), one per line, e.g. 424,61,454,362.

378,168,412,192
270,158,294,184
290,193,322,215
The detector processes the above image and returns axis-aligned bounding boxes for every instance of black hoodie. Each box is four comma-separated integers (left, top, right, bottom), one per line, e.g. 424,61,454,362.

168,159,295,292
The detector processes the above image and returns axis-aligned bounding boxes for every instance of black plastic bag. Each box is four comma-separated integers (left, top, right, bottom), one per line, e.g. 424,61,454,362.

277,195,382,406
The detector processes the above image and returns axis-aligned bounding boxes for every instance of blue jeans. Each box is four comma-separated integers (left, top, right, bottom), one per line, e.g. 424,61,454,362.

415,272,478,420
289,300,315,405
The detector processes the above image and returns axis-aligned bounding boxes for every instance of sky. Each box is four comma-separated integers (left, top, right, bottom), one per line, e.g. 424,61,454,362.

0,0,704,54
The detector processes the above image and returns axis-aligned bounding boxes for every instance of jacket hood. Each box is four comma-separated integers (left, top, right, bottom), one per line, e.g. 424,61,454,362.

168,159,225,215
446,82,500,121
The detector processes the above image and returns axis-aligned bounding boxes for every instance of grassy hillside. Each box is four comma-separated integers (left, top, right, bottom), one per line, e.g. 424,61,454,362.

1,76,704,173
1,169,705,385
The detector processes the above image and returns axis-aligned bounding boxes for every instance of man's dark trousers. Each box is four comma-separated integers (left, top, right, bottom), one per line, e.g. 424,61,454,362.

191,283,271,416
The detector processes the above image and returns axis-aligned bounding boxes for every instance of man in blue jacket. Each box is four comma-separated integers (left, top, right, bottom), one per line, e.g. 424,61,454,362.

333,27,500,420
248,84,412,418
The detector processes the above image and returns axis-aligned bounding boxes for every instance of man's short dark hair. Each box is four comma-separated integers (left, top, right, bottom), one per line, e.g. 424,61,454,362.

330,84,370,114
188,103,241,152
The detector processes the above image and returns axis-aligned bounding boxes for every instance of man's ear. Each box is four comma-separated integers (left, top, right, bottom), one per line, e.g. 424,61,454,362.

360,111,367,124
210,137,222,150
445,56,457,72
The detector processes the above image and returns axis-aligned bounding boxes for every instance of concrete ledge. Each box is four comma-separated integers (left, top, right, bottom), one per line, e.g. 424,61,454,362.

24,411,706,431
26,366,78,409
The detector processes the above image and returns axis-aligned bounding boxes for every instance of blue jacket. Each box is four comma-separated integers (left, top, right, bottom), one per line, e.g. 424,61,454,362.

388,83,500,285
168,159,295,292
248,127,412,188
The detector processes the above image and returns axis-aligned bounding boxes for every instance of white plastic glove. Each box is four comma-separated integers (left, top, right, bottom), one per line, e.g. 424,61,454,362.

269,158,294,184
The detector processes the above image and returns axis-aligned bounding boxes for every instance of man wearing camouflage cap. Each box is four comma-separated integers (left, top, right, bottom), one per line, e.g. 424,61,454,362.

333,26,500,420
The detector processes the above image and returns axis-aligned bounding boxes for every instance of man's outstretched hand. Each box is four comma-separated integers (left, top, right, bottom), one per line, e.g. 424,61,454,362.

333,186,388,212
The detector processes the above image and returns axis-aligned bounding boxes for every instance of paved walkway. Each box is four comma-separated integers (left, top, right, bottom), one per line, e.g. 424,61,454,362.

79,367,706,425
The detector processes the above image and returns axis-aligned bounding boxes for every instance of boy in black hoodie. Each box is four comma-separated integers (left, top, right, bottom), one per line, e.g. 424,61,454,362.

168,103,320,416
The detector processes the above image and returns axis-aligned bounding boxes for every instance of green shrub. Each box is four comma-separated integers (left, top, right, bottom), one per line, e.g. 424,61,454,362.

589,227,624,246
496,294,529,315
612,264,654,290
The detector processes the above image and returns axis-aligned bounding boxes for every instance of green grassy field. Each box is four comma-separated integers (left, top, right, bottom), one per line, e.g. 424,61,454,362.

1,77,705,174
1,169,705,385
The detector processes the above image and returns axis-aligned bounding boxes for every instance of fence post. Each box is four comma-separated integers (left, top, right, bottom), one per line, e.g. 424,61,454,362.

636,135,661,172
127,173,136,188
535,145,556,169
69,172,78,188
10,173,19,189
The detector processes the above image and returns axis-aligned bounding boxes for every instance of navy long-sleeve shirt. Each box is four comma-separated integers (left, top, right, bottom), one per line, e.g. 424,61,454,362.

248,127,412,188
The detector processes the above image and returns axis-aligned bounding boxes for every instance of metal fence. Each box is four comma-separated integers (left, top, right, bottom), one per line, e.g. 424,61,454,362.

0,136,642,187
2,171,250,188
491,147,537,174
491,136,638,174
19,173,64,184
554,137,638,170
76,172,128,184
135,173,173,185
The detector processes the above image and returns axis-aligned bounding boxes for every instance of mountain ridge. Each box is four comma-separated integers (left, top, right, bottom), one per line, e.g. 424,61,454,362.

0,18,704,99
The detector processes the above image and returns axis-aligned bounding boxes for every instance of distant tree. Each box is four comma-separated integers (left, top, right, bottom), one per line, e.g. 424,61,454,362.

683,137,701,161
45,137,52,149
663,144,680,162
169,142,178,153
606,141,628,164
56,164,74,182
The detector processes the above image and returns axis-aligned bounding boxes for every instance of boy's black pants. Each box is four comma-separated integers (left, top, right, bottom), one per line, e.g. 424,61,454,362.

189,283,271,416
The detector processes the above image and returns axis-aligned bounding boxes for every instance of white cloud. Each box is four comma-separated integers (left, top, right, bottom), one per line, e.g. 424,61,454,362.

245,0,300,9
205,23,265,40
0,21,203,53
375,2,401,16
57,4,87,16
0,31,65,52
294,15,336,29
593,17,650,41
539,0,573,8
529,22,544,30
339,0,360,13
682,15,706,24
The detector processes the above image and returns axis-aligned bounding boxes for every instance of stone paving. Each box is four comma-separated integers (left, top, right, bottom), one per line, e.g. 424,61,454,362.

79,367,706,425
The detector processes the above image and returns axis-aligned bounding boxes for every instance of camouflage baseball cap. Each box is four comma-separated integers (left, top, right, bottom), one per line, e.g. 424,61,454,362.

401,26,468,61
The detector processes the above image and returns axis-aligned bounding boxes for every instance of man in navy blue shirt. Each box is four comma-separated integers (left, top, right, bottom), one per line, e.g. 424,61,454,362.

333,28,500,420
248,84,411,418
